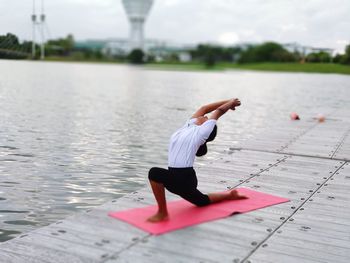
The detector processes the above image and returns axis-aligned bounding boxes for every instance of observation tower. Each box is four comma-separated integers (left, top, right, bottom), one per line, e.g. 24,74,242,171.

121,0,154,51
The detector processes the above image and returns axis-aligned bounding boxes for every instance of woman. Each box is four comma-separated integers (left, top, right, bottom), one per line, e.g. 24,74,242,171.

147,98,247,222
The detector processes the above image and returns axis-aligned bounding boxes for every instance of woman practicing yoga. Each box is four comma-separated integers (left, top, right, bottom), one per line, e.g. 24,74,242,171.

147,98,247,222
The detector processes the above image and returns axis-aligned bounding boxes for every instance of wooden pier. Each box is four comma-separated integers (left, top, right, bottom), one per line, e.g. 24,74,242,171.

0,108,349,263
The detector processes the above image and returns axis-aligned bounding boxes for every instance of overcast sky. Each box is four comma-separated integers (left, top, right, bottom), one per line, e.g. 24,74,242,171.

1,0,349,53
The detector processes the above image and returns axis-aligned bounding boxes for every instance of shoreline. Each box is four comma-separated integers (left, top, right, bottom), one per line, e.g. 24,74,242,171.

146,62,350,75
3,58,350,75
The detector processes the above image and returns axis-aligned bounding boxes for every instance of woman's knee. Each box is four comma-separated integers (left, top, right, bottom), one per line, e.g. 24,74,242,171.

148,167,157,181
148,167,166,183
193,197,210,207
181,192,210,207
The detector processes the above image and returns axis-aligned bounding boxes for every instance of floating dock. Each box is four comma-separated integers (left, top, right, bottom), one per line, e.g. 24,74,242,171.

0,108,349,263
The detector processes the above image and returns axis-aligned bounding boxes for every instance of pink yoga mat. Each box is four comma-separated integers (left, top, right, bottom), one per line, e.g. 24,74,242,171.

108,188,289,235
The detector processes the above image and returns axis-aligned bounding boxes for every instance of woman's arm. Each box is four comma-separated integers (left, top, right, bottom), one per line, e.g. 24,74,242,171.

209,98,241,120
191,99,231,118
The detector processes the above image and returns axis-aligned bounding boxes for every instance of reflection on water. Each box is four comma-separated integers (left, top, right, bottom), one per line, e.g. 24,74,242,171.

0,229,21,242
0,60,349,241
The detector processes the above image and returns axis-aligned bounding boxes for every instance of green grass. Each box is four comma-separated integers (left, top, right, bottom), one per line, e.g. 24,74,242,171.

44,56,124,64
147,62,350,75
40,57,350,75
224,62,350,74
146,62,220,71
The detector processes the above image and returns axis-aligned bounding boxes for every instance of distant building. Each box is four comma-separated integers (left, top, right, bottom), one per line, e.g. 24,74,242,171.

74,40,107,51
75,38,194,61
102,39,130,57
283,42,334,56
147,43,194,62
74,39,335,63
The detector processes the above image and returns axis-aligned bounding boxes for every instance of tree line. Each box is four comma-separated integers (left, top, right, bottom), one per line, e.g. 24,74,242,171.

191,42,350,67
1,32,349,67
0,33,34,59
123,42,350,66
0,33,103,60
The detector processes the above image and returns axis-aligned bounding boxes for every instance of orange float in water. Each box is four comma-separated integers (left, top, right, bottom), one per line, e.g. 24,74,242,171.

290,112,300,120
317,114,325,122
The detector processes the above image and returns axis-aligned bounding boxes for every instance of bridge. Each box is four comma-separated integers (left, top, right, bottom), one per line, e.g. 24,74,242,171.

0,34,31,59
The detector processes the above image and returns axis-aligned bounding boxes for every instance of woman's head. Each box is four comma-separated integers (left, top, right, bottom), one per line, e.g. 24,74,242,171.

206,125,217,142
196,125,217,157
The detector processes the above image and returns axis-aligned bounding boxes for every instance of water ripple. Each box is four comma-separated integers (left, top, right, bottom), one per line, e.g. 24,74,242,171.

4,220,37,226
0,146,18,150
0,210,29,214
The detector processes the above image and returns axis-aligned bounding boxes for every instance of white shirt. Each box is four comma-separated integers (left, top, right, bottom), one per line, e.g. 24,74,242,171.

168,118,217,168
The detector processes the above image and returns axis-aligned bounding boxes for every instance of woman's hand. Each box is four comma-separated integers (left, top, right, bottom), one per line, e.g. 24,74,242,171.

209,98,241,120
230,98,241,110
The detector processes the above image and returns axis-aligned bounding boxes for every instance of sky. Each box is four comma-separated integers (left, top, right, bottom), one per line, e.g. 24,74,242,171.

1,0,349,53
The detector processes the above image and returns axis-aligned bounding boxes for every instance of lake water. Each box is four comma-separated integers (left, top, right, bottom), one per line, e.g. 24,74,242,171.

0,60,349,241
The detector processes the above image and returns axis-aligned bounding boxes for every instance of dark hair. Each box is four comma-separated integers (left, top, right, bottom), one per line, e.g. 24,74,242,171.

196,125,217,157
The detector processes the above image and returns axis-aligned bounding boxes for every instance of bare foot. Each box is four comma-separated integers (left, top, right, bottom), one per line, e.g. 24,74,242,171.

228,189,248,200
146,212,169,223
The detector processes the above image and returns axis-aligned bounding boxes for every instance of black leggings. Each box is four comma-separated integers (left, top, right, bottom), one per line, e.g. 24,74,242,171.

148,167,210,207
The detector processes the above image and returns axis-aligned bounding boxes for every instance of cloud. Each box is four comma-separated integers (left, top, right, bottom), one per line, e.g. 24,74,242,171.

280,24,307,33
218,32,240,45
0,0,349,51
335,40,349,54
162,0,182,7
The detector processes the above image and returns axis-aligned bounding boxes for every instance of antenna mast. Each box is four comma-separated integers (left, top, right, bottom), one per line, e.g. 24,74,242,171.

31,0,46,59
40,0,46,59
31,0,36,58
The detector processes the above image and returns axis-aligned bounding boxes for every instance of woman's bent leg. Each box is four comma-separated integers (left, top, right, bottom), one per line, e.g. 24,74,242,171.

179,189,247,207
147,167,169,222
208,189,248,204
180,189,211,207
